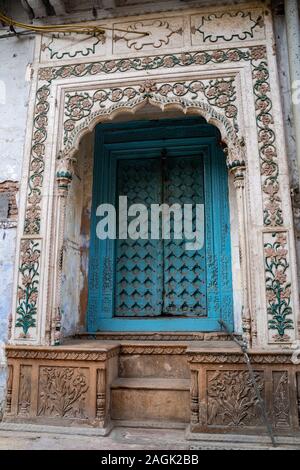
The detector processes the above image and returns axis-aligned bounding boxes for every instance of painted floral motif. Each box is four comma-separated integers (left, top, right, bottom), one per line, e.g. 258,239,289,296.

264,233,293,340
39,48,252,83
24,85,50,235
37,46,282,228
16,240,41,337
63,78,237,144
252,49,283,226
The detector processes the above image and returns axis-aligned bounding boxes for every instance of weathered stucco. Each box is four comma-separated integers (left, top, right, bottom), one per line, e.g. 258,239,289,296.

61,132,94,336
0,35,34,415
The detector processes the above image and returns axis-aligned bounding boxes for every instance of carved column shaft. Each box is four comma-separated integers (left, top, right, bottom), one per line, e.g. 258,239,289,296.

228,153,254,346
51,155,73,346
96,369,107,424
5,365,13,414
190,370,199,425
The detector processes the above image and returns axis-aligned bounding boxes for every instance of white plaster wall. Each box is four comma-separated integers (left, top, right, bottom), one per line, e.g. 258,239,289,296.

0,35,34,416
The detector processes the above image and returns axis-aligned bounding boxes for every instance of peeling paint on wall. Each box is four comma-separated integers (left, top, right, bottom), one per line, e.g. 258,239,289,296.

0,34,34,415
61,132,94,336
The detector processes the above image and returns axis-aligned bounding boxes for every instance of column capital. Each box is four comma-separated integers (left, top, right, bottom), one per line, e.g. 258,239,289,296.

224,137,246,180
56,151,73,196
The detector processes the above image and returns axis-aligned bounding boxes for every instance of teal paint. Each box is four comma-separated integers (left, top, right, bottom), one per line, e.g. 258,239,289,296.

87,118,234,332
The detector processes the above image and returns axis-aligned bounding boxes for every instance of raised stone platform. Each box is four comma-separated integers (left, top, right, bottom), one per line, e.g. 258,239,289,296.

187,343,300,436
3,340,300,437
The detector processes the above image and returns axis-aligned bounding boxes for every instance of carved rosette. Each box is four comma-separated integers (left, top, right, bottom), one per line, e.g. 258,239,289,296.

62,78,238,153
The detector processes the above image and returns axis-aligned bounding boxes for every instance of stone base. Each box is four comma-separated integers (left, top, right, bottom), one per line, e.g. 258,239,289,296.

4,341,120,429
187,343,300,436
4,340,300,436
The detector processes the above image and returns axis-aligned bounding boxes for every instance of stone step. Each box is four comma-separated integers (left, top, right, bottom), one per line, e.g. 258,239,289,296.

111,378,190,423
119,346,190,379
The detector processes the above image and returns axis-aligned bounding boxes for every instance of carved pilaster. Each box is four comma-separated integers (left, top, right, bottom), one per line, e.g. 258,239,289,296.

5,365,13,414
18,365,32,416
226,139,254,346
96,369,107,425
51,152,74,345
190,370,199,425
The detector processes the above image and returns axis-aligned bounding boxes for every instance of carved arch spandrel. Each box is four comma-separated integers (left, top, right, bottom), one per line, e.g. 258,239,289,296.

58,83,245,168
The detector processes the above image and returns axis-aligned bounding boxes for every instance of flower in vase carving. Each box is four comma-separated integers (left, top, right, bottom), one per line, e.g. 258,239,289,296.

16,240,41,337
265,233,293,341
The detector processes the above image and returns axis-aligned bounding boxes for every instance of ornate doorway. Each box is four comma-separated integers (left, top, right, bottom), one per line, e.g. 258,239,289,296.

87,118,233,332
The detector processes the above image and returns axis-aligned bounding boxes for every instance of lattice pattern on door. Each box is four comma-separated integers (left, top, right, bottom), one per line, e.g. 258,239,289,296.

115,154,206,318
164,156,206,316
115,158,163,316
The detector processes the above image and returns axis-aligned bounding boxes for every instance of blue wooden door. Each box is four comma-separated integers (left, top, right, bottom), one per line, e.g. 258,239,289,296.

87,119,234,332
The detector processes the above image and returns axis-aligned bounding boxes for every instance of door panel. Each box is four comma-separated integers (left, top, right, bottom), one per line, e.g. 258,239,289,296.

115,153,206,318
163,155,206,317
115,158,163,317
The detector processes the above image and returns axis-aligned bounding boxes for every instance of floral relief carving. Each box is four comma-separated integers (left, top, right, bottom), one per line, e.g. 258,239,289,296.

36,46,283,232
252,47,283,227
264,233,293,341
113,19,183,52
24,85,50,235
273,371,290,427
38,367,89,418
16,240,41,337
191,10,265,44
63,78,238,145
207,370,264,427
38,48,251,83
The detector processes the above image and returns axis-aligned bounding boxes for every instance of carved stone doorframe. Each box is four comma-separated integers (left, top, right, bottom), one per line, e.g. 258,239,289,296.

8,5,300,349
53,90,249,346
